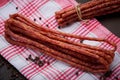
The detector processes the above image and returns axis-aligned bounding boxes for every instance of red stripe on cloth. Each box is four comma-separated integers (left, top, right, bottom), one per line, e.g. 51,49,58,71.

50,66,67,80
71,71,84,80
93,34,114,52
41,55,55,64
4,46,25,60
54,68,70,80
117,43,120,53
84,19,100,34
68,0,78,5
62,69,81,80
18,0,39,16
0,24,4,34
21,63,33,73
12,0,27,9
41,67,60,80
72,19,97,36
32,9,52,26
27,49,39,57
108,65,120,80
19,0,48,17
91,24,120,50
107,34,120,44
26,64,52,80
55,68,81,80
0,18,5,34
54,0,74,9
91,26,111,39
1,46,17,56
48,66,64,80
6,48,25,60
99,33,118,49
18,49,29,59
44,16,58,29
56,70,70,80
30,12,43,25
71,20,98,42
21,63,40,80
41,16,55,28
76,21,98,37
22,64,40,78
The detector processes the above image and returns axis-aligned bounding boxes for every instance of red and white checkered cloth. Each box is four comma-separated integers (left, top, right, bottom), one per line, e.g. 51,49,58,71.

0,0,120,80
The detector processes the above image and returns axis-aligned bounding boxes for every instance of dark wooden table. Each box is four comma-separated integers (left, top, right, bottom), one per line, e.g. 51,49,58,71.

0,55,27,80
76,0,120,37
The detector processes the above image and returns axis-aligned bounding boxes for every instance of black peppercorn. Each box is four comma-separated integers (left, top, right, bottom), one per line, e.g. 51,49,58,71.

75,71,79,76
26,58,29,61
34,18,36,21
58,26,61,29
80,40,84,43
38,61,44,67
34,57,39,61
46,24,48,27
39,17,42,20
16,7,18,10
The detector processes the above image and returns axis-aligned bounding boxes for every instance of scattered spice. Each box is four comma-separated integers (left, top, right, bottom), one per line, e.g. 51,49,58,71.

26,58,29,61
75,71,79,76
38,61,44,67
46,24,49,27
39,17,42,20
26,55,44,67
80,40,84,43
26,55,33,61
34,18,36,21
16,7,18,10
34,56,39,61
58,26,61,29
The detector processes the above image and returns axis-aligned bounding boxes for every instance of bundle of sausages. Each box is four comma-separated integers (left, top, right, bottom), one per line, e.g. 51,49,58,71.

55,0,120,27
4,14,116,73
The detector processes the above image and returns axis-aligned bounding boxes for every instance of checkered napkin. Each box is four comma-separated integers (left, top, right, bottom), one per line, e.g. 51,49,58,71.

0,0,120,80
